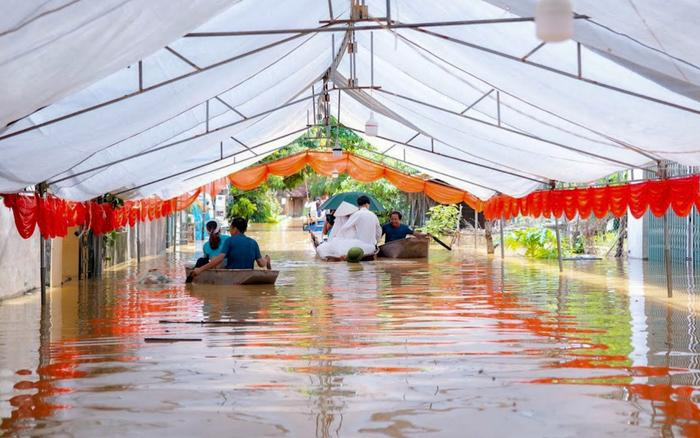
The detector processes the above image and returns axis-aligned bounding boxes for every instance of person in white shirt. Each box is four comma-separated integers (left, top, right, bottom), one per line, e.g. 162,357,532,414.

315,199,377,261
339,195,382,246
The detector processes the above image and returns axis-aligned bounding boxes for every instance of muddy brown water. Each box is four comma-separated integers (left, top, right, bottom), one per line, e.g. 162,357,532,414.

1,221,699,437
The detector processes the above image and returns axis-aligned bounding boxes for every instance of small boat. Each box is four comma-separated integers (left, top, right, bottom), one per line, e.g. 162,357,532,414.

378,237,430,259
185,267,279,285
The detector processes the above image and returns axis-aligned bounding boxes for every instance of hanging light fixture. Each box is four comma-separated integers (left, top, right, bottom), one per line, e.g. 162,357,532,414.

365,112,378,137
331,170,339,179
332,137,343,158
535,0,574,42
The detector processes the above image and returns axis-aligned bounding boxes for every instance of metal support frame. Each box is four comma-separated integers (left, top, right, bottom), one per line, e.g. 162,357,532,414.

136,220,141,264
496,91,501,127
554,214,563,272
205,100,210,133
460,89,494,114
500,216,505,259
138,61,143,92
48,95,313,185
413,26,700,116
659,162,673,298
474,208,478,249
347,124,547,185
576,42,582,78
0,28,324,141
231,136,259,156
114,126,308,196
184,15,589,37
551,180,563,272
521,42,546,61
375,88,646,169
393,30,662,163
39,229,46,304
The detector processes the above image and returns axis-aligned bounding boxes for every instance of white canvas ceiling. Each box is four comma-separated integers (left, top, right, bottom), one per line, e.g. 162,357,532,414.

1,0,698,201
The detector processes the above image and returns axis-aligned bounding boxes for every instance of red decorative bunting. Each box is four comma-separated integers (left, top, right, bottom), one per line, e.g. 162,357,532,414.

483,176,700,221
1,188,202,240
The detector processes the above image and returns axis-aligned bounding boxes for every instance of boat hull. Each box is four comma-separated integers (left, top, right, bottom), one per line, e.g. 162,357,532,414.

378,238,429,259
185,268,279,285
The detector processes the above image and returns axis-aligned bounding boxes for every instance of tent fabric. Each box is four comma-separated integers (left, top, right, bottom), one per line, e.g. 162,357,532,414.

0,0,699,211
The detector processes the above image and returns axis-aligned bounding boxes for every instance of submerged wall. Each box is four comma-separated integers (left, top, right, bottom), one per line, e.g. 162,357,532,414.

0,206,40,299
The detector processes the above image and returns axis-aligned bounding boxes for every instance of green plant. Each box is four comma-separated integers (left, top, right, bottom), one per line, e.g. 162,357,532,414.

422,204,460,237
505,227,560,259
229,197,257,219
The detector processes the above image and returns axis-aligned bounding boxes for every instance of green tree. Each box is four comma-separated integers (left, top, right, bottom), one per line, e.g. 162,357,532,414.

423,204,460,237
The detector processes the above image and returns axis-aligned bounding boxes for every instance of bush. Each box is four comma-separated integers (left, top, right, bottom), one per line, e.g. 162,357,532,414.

229,197,257,219
505,227,560,259
423,204,460,237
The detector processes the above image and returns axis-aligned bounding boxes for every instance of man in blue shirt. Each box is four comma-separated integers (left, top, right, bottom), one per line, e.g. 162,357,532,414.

192,217,271,277
382,211,425,243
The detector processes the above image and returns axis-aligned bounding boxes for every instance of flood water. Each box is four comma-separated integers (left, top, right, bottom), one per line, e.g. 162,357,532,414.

1,221,699,437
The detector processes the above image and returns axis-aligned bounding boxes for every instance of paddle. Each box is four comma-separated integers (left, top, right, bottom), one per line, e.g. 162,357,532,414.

428,233,452,251
185,271,194,283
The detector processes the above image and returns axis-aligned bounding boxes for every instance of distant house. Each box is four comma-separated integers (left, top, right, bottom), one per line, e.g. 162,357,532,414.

279,186,308,217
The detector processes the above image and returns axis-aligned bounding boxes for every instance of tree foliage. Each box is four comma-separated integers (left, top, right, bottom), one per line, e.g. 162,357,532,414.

505,227,560,259
423,204,460,237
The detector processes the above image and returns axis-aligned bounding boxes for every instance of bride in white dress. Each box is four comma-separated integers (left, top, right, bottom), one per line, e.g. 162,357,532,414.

316,201,376,260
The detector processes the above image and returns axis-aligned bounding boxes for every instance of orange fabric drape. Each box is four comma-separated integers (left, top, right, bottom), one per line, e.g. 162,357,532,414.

226,151,483,210
482,175,700,220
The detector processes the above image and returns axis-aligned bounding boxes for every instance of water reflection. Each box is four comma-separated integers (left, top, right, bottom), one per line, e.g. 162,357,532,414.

0,221,699,436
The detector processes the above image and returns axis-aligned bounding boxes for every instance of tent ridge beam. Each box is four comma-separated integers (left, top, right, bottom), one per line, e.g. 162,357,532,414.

414,27,700,116
184,15,590,37
48,95,312,185
0,27,321,141
376,88,644,169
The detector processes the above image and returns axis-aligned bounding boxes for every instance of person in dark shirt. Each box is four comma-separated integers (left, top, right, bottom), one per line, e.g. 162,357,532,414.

192,217,271,277
381,211,426,243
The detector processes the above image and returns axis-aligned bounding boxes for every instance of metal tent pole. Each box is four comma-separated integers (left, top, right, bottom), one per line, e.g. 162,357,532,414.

500,217,505,259
658,163,673,298
554,215,563,273
39,235,46,305
664,211,673,298
474,209,478,249
551,182,563,273
136,221,141,265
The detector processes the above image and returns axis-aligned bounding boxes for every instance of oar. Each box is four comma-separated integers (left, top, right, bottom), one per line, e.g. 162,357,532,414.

429,233,452,251
185,271,194,284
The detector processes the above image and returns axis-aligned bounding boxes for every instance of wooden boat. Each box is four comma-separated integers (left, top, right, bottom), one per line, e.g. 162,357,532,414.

378,237,429,259
185,267,279,285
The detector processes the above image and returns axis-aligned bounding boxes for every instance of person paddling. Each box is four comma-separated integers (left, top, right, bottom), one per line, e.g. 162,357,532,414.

382,211,426,243
192,217,271,278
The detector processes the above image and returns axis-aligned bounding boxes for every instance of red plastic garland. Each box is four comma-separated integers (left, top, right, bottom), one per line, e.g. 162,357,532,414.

1,189,203,240
482,175,700,221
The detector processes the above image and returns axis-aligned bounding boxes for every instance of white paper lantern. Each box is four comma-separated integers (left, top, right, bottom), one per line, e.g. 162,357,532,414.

365,112,378,137
535,0,573,42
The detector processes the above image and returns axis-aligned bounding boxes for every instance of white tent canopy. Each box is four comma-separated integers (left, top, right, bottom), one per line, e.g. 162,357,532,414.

1,0,698,202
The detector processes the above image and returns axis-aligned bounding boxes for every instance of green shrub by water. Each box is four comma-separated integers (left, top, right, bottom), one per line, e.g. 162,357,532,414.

505,227,560,259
